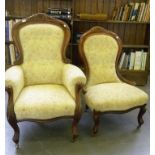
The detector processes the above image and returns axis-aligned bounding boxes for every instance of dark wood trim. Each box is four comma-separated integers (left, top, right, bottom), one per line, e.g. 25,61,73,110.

79,26,136,85
137,105,147,128
6,13,84,144
92,104,147,135
72,83,84,141
12,13,71,65
6,87,20,146
92,110,100,135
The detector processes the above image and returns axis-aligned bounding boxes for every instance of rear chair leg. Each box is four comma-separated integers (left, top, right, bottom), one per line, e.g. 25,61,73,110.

92,110,100,135
72,118,79,142
137,105,146,129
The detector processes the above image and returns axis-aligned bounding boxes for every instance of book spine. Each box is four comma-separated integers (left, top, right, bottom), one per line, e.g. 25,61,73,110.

119,52,126,69
48,14,72,20
134,51,143,70
129,52,135,70
139,3,146,22
9,44,16,65
131,3,139,21
5,21,9,42
141,52,147,70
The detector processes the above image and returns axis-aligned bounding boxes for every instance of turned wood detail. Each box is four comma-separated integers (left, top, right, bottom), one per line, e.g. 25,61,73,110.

137,105,147,128
6,87,20,145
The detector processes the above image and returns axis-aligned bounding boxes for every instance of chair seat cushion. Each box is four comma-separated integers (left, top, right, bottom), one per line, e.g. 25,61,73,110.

14,84,76,120
85,83,148,112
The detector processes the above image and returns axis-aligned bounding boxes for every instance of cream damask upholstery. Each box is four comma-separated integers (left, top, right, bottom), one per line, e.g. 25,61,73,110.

20,24,65,86
85,83,148,112
5,66,24,102
5,14,86,144
84,35,120,87
14,85,76,120
79,26,148,133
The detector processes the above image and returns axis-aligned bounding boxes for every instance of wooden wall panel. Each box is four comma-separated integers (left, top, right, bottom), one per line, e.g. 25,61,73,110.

31,0,38,14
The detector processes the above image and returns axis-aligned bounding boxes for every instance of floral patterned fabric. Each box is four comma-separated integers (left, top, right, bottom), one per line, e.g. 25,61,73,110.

84,34,120,87
63,64,86,99
15,85,76,120
19,24,64,85
5,66,24,102
85,83,148,112
5,23,86,121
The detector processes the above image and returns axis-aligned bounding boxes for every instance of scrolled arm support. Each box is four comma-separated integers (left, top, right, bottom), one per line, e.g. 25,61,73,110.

62,64,86,120
5,66,25,102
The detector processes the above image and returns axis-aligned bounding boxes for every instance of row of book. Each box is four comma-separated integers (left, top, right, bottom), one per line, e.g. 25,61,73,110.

112,1,150,22
5,44,17,65
46,8,72,20
5,19,21,42
119,49,148,71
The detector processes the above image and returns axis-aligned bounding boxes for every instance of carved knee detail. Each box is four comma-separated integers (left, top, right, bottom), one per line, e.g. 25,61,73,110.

137,105,146,128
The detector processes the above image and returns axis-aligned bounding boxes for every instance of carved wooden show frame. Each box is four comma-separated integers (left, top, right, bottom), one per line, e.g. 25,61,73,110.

5,13,83,146
78,26,147,134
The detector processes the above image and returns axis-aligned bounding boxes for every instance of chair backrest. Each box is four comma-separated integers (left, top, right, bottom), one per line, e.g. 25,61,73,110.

79,26,122,88
12,13,70,86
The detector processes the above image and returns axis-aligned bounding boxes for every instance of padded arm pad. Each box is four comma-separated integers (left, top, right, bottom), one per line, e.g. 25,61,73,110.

62,64,86,99
5,66,24,102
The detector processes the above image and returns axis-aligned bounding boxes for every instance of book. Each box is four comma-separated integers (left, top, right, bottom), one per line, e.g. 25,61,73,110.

119,52,126,69
5,45,11,65
138,3,145,21
48,14,72,20
123,4,130,21
5,20,9,42
9,20,14,41
131,3,140,21
47,8,72,15
117,6,124,20
124,54,129,69
128,3,135,20
129,52,135,70
143,4,150,22
141,52,147,70
9,44,16,65
134,51,143,70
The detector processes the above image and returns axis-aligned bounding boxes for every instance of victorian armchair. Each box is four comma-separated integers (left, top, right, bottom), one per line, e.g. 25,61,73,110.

79,26,148,134
5,13,86,146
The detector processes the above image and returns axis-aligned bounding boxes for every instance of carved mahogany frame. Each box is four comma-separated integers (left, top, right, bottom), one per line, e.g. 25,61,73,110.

78,26,147,134
5,13,83,146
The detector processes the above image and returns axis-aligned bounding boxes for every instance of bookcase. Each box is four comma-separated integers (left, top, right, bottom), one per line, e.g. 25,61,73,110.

5,0,150,86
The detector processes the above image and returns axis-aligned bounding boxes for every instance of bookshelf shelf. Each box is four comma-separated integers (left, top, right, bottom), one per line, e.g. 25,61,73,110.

5,41,14,44
73,18,150,24
119,69,148,73
5,0,150,85
123,45,149,48
5,15,25,20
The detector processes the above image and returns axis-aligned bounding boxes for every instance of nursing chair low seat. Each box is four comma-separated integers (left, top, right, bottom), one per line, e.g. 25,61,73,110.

79,26,148,134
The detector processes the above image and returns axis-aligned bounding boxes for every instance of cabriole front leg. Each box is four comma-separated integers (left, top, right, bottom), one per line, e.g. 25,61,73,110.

6,87,20,148
137,104,147,129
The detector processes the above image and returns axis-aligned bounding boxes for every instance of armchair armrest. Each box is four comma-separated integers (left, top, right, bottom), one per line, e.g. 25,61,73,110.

62,64,86,99
5,66,24,102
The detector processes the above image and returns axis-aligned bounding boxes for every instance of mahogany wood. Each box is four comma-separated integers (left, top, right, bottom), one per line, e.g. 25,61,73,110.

5,13,84,144
79,26,147,134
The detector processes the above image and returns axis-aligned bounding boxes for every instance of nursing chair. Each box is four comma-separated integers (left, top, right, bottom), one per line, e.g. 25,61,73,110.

79,26,148,134
5,13,86,146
